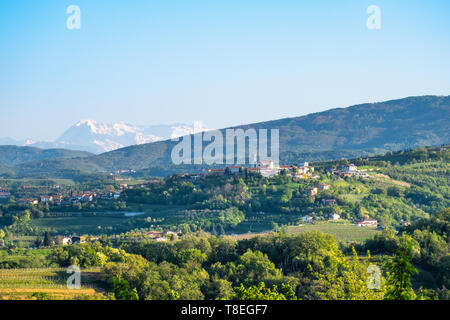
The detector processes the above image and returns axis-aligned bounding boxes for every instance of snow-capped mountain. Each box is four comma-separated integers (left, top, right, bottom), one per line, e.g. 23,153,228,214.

1,120,210,154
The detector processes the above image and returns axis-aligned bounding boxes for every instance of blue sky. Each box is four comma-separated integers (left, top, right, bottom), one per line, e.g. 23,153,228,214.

1,0,449,141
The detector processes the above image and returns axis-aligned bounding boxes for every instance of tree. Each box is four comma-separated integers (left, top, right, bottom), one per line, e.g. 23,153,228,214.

384,238,418,300
43,232,53,247
238,250,283,284
112,277,139,300
228,282,297,300
35,235,43,248
310,245,385,300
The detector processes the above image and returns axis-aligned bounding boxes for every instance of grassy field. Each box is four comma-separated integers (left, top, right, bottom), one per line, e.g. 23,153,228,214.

30,205,185,234
0,268,106,300
31,214,136,234
229,222,380,242
284,222,380,242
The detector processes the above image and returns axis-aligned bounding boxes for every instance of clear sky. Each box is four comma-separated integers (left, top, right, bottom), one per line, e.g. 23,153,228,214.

1,0,449,141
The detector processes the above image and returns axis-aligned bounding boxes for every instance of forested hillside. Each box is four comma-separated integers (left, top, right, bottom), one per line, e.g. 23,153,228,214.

5,95,449,177
0,146,92,166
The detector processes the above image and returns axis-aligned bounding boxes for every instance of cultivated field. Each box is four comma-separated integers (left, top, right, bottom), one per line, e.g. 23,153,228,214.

0,268,106,300
285,222,380,242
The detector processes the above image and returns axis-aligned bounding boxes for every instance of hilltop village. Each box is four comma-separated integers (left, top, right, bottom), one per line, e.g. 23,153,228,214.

0,159,381,245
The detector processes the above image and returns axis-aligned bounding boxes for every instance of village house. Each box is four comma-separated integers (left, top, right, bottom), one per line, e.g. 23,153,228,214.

279,165,295,173
80,192,95,202
164,231,180,239
256,160,275,169
319,183,330,190
62,236,72,245
342,164,358,173
255,160,280,178
322,199,337,206
298,161,309,168
145,231,164,238
71,236,86,244
305,187,318,196
19,198,39,205
355,219,378,227
100,192,115,200
40,195,53,203
298,161,314,174
303,215,313,223
329,213,341,221
0,189,11,199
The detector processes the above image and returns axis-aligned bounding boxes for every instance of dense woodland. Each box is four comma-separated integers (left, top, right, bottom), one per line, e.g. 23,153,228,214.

1,209,448,300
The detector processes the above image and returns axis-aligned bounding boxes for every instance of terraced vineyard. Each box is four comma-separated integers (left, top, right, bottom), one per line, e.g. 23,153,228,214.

0,268,107,300
285,222,381,242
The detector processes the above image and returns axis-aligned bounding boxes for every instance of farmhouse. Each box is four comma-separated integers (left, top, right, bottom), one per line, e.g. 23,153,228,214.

18,198,39,205
298,161,314,174
0,189,11,199
329,213,341,221
342,164,358,173
305,187,318,196
256,160,275,169
356,219,378,227
322,199,337,206
62,236,72,245
145,231,164,238
40,196,53,203
71,236,86,244
303,215,313,223
319,183,330,190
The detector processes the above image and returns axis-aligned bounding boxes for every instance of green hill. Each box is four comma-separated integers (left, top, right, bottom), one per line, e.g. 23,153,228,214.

0,146,93,166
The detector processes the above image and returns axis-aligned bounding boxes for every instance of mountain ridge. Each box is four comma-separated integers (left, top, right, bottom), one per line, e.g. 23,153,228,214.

4,95,450,177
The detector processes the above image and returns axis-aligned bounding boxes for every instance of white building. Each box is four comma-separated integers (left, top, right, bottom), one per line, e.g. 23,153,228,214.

0,190,11,199
256,160,274,169
329,214,341,221
40,196,53,203
62,237,72,245
320,184,330,190
356,219,378,227
342,164,358,173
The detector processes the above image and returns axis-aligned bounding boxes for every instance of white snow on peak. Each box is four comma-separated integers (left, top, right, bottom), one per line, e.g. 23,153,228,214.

52,120,211,153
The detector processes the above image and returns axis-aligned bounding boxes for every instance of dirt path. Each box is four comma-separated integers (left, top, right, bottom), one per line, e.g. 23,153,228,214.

374,174,411,187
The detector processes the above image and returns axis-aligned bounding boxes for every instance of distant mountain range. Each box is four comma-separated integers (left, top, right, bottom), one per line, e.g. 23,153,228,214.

1,95,449,178
0,120,210,154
